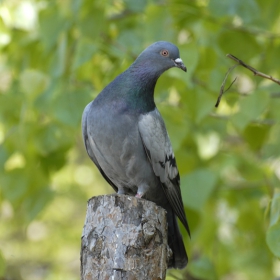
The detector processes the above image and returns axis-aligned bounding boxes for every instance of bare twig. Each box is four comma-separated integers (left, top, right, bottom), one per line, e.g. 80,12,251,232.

209,113,275,125
226,54,280,85
215,54,280,107
215,65,238,107
271,92,280,98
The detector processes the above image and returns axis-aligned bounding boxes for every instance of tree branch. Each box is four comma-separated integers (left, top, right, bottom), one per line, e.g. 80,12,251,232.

215,54,280,107
215,65,238,107
226,54,280,85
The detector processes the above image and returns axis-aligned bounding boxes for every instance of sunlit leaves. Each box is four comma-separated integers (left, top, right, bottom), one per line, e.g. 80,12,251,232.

0,250,6,277
243,124,270,151
218,31,261,60
188,257,217,280
181,169,218,211
179,42,199,86
52,90,92,127
231,90,270,130
266,223,280,258
183,87,217,123
39,6,69,52
123,0,147,12
19,69,49,97
255,0,280,29
33,123,73,155
266,191,280,258
209,0,260,24
144,5,174,42
72,38,97,70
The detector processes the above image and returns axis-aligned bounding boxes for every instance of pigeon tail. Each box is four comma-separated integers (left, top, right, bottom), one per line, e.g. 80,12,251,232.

167,211,188,269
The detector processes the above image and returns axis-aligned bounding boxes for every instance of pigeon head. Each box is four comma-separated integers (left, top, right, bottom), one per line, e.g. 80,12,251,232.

132,41,187,74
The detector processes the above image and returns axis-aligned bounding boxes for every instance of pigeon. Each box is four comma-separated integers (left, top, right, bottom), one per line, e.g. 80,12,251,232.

82,41,190,269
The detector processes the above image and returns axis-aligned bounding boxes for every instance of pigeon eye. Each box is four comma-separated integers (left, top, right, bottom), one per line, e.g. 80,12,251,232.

161,50,169,57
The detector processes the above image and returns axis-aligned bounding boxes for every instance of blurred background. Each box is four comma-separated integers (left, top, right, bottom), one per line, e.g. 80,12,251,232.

0,0,280,279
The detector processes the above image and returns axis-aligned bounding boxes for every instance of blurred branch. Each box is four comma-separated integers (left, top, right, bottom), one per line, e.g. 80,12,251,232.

205,15,280,39
227,24,280,39
220,181,266,190
227,54,280,85
263,175,274,198
209,113,276,126
270,92,280,98
108,9,135,20
215,54,280,107
215,65,238,107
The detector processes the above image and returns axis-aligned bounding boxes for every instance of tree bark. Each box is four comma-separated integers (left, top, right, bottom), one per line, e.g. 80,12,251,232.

80,194,169,280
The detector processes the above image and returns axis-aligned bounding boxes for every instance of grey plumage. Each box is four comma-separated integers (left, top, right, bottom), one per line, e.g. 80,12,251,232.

82,41,190,269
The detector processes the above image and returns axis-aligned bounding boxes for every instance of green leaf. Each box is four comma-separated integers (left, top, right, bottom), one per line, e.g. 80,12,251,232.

243,123,270,151
39,7,69,52
209,0,260,23
144,5,174,42
124,0,147,12
263,125,280,158
179,42,199,86
39,148,69,173
218,31,261,60
33,123,73,155
255,0,280,28
269,97,280,121
19,69,49,97
0,250,6,277
71,0,82,13
50,33,67,77
188,257,217,280
52,90,92,127
269,191,280,227
169,0,203,26
231,90,270,130
183,88,217,123
0,146,9,172
77,5,105,38
72,38,97,70
23,187,54,221
0,169,29,203
181,169,217,211
117,30,142,53
266,222,280,258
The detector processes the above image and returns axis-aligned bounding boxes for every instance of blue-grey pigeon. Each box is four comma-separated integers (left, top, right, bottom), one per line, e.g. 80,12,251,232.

82,41,190,269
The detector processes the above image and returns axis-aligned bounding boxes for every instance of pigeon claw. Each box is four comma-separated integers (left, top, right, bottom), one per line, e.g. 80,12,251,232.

135,193,144,198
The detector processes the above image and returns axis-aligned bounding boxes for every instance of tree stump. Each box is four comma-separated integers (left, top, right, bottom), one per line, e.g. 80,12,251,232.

80,194,169,280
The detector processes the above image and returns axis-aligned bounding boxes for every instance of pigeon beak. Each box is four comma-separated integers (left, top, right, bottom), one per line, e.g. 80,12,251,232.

174,58,187,72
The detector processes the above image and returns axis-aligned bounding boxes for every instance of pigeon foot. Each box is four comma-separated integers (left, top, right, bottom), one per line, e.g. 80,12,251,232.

135,193,144,198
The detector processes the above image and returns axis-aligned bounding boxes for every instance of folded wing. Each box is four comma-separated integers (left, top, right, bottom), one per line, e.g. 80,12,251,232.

138,108,190,236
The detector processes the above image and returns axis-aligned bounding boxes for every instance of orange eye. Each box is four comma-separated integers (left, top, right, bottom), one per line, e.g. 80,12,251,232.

161,49,169,57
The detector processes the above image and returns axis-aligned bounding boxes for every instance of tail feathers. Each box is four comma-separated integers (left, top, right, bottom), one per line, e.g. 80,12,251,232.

167,211,188,269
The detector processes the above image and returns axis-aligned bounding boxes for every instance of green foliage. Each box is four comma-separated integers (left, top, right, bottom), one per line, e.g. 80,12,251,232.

267,191,280,258
0,0,280,279
181,169,217,211
188,257,217,280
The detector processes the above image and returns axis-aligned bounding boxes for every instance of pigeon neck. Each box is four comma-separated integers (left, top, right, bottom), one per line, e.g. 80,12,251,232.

125,64,160,112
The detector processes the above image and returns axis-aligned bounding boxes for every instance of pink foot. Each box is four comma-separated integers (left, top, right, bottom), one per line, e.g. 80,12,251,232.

135,193,143,198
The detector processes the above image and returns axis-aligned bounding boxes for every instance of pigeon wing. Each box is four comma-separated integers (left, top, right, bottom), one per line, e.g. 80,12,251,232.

138,108,190,236
82,102,118,192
